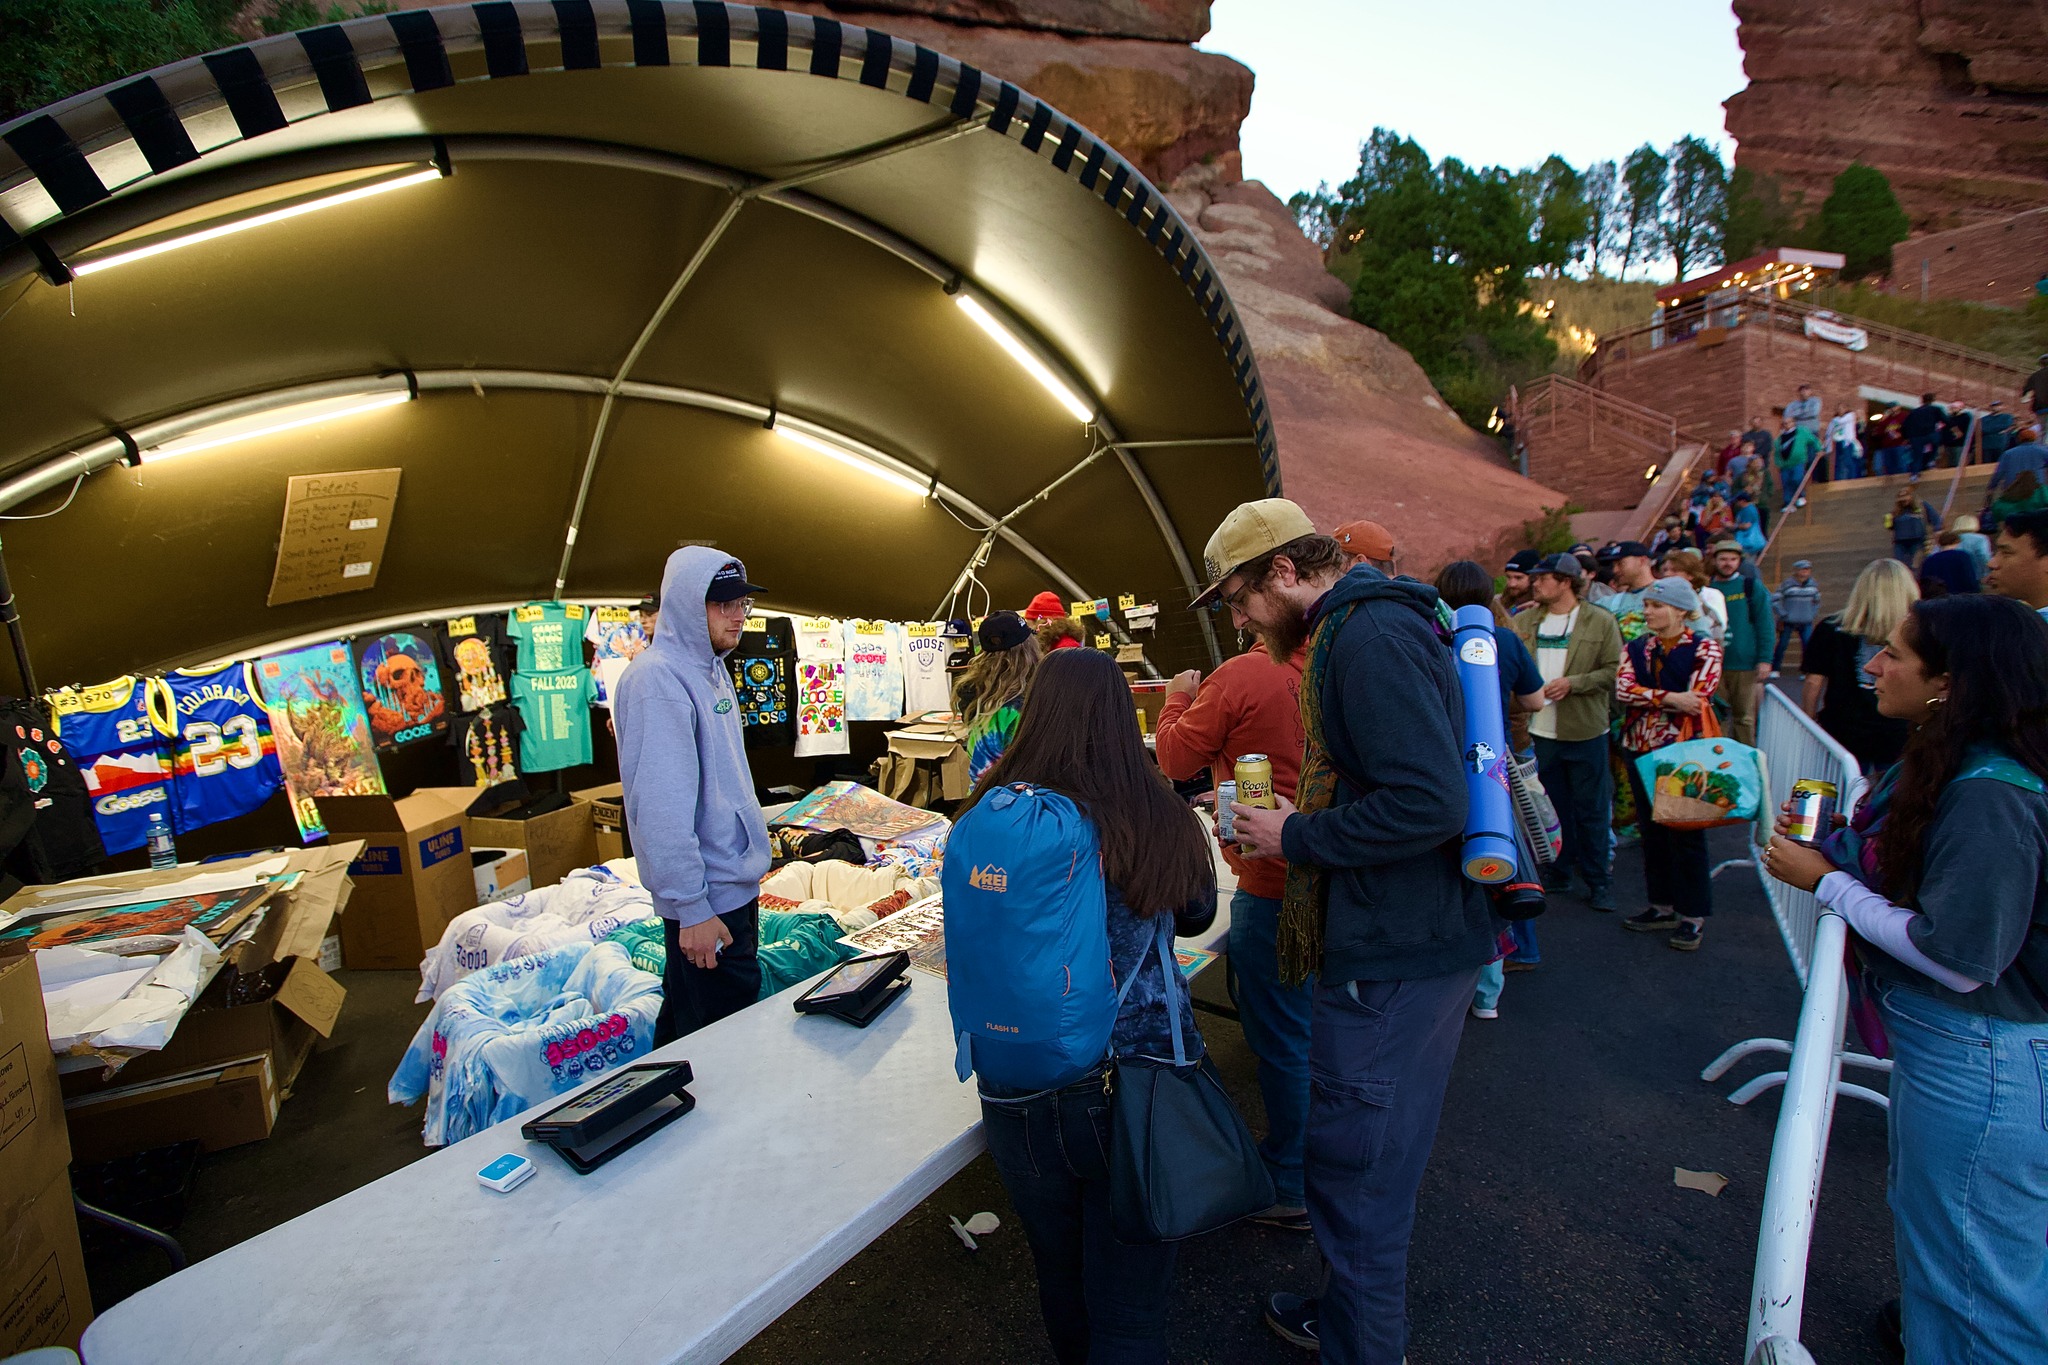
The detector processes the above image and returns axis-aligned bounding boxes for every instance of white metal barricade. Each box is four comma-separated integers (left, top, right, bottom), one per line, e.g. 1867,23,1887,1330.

1701,687,1892,1362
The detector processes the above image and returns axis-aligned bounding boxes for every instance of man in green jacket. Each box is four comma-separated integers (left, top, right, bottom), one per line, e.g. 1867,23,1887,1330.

1514,554,1624,911
1710,540,1775,745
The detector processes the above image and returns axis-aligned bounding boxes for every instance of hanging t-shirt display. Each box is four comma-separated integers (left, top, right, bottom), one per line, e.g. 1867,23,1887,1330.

585,607,648,709
255,640,386,841
902,623,953,716
843,620,906,722
792,617,849,758
727,615,796,748
48,675,176,855
511,668,597,771
451,706,525,787
441,613,512,712
507,601,588,674
0,699,104,884
354,629,451,749
164,663,284,832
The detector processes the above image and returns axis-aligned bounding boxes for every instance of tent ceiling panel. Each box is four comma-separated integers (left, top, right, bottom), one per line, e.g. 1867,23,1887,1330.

0,3,1275,687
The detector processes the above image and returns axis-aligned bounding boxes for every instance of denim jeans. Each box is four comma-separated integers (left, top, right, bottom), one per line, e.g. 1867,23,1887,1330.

1779,462,1806,503
1877,445,1908,476
1307,969,1479,1365
1472,960,1504,1012
1228,890,1314,1205
981,1074,1178,1364
1622,755,1713,916
1772,620,1813,670
1507,917,1541,963
1910,437,1939,473
1894,539,1924,566
654,902,760,1045
1880,983,2048,1365
1832,440,1865,480
1533,734,1613,895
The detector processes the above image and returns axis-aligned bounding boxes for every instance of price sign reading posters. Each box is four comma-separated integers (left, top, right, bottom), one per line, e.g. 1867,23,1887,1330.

268,468,402,607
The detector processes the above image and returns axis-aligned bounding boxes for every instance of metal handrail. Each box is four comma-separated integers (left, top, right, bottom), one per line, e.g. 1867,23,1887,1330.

1518,372,1678,451
1759,448,1827,582
1584,294,2028,390
1936,411,1984,525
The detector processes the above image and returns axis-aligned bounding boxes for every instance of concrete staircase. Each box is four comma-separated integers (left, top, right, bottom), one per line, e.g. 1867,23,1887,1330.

1762,465,1999,612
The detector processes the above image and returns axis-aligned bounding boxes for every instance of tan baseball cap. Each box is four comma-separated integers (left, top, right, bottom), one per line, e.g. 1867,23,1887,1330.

1192,498,1319,607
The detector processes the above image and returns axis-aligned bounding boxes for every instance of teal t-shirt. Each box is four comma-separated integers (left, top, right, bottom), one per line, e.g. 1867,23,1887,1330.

507,601,588,673
511,668,596,771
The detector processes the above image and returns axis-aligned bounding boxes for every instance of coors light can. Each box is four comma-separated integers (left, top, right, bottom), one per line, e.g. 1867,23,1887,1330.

1234,755,1276,811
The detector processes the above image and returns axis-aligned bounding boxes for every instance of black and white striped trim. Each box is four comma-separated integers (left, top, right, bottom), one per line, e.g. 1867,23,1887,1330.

0,2,1277,491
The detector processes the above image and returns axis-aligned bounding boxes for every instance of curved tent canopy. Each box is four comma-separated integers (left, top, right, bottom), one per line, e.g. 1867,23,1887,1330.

0,1,1276,691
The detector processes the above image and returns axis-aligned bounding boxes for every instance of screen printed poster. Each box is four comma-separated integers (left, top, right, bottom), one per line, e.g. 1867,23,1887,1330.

255,640,385,840
354,629,449,749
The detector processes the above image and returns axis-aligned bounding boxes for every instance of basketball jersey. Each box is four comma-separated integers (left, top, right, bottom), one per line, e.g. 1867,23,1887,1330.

49,675,176,854
165,663,284,832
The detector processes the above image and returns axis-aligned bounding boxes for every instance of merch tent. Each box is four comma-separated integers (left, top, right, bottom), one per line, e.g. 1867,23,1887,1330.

0,0,1278,692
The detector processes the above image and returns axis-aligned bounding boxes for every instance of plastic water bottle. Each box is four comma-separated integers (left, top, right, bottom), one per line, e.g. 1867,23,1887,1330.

145,810,177,870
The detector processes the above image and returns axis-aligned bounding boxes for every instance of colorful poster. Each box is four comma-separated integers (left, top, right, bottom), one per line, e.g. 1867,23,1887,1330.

771,779,945,840
0,884,270,951
255,640,385,840
355,630,450,748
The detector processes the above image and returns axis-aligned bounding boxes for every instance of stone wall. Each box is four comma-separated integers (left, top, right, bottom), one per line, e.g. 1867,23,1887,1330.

1725,0,2048,231
1893,208,2048,309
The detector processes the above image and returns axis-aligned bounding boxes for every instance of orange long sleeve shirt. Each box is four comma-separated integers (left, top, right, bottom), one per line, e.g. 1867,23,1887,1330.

1154,648,1306,900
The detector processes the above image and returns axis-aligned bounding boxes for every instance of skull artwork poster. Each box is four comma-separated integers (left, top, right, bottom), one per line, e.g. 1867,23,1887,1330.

355,630,451,748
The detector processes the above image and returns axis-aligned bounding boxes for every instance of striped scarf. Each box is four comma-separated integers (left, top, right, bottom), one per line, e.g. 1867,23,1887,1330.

1277,600,1358,986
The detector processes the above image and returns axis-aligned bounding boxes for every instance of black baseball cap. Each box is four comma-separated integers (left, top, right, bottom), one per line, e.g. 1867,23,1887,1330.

705,559,765,603
1599,540,1653,561
978,610,1031,653
1504,549,1542,574
635,593,659,615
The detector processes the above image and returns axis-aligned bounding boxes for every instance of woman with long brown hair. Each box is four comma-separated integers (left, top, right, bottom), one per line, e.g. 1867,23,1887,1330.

1765,594,2048,1361
953,612,1041,784
956,648,1218,1364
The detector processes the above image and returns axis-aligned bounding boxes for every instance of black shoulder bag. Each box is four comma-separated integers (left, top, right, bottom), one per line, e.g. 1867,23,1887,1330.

1107,917,1275,1243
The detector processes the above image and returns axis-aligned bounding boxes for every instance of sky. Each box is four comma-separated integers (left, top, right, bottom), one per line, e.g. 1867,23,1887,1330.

1200,0,1748,203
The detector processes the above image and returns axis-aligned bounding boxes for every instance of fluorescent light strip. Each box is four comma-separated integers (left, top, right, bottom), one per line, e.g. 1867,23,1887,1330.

71,166,443,277
142,390,413,463
771,422,929,497
955,294,1095,424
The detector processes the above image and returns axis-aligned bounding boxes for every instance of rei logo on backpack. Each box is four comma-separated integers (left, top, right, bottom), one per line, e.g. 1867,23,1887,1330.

942,784,1116,1091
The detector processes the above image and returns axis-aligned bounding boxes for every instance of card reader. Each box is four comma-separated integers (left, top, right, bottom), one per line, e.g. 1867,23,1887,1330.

792,951,911,1027
520,1060,696,1174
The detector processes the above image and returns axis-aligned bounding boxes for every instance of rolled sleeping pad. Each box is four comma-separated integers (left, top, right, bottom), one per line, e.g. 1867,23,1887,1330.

1452,604,1518,884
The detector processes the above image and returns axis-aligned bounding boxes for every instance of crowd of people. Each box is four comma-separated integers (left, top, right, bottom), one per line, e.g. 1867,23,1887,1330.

614,467,2046,1363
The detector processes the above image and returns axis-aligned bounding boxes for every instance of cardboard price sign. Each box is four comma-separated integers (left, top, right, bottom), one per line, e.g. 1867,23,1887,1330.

267,468,401,607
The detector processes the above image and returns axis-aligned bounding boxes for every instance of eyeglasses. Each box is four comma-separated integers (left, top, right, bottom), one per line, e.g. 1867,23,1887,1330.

711,597,754,616
1207,577,1256,616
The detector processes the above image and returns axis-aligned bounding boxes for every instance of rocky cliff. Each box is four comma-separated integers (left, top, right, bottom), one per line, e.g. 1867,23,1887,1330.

1725,0,2048,231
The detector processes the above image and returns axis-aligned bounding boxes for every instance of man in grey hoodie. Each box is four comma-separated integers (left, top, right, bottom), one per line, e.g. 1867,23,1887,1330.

615,547,774,1043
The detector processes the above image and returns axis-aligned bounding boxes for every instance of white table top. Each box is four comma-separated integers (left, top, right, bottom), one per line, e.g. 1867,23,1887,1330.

82,849,1242,1365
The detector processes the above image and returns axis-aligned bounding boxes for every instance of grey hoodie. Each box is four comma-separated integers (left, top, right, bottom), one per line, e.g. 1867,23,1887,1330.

613,547,771,926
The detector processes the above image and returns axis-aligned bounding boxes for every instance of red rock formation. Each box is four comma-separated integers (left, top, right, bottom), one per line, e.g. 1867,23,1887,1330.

1726,0,2048,231
1166,164,1561,573
804,0,1211,42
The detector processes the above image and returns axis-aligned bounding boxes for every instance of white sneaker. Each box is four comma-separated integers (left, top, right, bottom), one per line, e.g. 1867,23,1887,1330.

1796,496,1808,508
1470,1005,1499,1020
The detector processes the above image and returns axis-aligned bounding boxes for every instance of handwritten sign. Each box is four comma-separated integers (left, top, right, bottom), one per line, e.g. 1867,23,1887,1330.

267,469,401,607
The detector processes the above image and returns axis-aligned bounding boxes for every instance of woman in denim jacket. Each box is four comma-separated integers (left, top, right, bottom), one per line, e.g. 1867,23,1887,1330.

1766,594,2048,1362
964,648,1216,1364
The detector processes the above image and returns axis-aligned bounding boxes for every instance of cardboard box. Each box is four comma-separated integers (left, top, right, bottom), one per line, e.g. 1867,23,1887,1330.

0,955,70,1208
573,783,627,863
318,788,478,970
882,717,970,804
0,1168,90,1356
64,1054,277,1164
472,847,531,904
470,799,597,893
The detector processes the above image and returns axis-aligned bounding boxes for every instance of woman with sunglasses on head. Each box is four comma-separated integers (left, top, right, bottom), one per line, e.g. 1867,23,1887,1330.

956,648,1218,1365
1765,594,2048,1362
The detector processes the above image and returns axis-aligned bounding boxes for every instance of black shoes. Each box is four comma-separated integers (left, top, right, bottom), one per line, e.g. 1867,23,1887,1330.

1264,1292,1320,1351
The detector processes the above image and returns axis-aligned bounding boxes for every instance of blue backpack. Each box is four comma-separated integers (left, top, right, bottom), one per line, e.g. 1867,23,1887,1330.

942,784,1117,1091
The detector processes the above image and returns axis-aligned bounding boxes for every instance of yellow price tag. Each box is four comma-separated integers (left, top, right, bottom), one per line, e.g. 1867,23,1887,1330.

856,620,888,636
1118,594,1137,612
514,605,545,623
596,606,632,624
1069,601,1091,620
565,604,587,619
907,622,941,637
742,617,766,632
447,615,476,636
801,617,836,631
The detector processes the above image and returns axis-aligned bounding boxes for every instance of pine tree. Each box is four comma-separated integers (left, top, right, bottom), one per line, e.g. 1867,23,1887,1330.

1815,163,1911,281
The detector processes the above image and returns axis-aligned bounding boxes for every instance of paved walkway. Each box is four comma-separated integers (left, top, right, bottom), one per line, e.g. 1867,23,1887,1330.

85,827,1896,1363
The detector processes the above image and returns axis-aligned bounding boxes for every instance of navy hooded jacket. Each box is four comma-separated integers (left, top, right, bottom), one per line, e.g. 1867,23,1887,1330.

1277,568,1498,983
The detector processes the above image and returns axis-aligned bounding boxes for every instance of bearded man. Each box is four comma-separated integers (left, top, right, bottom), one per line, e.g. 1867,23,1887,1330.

1198,498,1494,1365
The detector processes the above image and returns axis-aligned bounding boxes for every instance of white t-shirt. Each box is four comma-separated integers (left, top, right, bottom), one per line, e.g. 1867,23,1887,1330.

1529,607,1577,741
793,618,850,757
902,624,953,715
584,607,647,709
843,620,906,722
